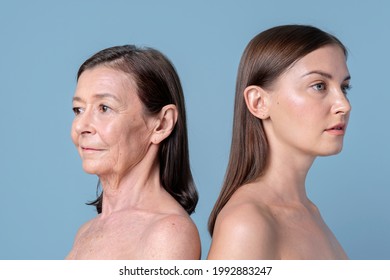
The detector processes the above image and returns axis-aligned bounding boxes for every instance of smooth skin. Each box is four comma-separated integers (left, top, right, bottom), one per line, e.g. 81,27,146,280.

66,66,200,259
208,45,351,259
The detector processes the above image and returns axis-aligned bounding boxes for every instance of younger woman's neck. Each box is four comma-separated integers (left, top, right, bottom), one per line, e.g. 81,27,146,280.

258,147,316,204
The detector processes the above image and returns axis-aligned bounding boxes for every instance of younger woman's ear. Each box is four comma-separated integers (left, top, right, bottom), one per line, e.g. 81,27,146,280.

151,104,178,144
243,85,270,119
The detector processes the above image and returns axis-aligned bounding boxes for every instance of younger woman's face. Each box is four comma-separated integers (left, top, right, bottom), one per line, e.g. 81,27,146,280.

264,44,351,157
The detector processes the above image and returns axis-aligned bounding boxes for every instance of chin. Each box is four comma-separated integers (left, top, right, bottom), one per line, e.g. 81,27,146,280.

318,145,344,157
81,161,104,175
82,166,99,175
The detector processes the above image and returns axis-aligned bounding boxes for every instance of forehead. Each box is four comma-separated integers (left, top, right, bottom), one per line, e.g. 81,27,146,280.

75,66,138,100
286,45,349,78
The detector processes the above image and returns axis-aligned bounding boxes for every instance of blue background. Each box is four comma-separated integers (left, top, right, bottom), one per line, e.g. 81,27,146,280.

0,0,389,260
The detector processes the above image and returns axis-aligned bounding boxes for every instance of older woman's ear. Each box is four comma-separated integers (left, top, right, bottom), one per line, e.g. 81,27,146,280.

151,104,178,144
243,85,270,120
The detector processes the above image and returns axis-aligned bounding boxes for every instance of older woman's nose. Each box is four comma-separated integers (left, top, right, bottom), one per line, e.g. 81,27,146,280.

74,109,96,135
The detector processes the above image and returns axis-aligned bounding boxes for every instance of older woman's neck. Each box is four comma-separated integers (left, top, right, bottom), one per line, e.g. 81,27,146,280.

98,145,162,215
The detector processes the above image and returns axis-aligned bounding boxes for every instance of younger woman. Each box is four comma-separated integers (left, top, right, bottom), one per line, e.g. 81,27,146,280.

208,25,351,259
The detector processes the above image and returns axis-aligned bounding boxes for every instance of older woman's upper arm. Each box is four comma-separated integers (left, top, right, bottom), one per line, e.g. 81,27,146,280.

144,215,201,260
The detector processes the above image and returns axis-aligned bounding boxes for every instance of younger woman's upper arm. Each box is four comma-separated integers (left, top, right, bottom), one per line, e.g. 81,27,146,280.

207,205,276,260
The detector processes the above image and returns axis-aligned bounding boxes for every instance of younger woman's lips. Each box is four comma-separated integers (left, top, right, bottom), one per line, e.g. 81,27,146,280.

325,127,345,135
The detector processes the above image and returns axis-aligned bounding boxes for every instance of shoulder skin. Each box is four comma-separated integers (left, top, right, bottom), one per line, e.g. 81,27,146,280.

208,201,278,260
142,214,201,259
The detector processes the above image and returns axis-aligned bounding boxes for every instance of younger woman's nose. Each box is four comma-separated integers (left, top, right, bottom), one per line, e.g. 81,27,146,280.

332,91,351,115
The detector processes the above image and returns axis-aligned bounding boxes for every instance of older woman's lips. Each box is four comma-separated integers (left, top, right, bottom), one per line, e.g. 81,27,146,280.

81,147,104,152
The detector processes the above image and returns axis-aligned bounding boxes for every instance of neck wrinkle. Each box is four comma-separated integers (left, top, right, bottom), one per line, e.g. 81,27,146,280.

98,144,161,216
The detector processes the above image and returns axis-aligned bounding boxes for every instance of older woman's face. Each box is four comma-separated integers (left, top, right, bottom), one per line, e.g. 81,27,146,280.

265,44,351,157
71,66,153,177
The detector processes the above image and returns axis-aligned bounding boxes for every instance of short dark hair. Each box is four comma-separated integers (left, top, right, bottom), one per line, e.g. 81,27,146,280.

77,45,198,215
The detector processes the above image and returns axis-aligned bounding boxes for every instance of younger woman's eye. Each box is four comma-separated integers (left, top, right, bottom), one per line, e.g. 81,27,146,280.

312,82,326,91
342,84,352,95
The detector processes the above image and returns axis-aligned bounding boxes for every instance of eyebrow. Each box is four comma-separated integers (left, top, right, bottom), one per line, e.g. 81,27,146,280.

72,93,121,103
302,70,351,81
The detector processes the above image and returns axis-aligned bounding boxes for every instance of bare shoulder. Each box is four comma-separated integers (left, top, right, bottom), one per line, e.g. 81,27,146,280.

66,218,95,259
208,190,278,259
143,213,201,260
74,219,94,238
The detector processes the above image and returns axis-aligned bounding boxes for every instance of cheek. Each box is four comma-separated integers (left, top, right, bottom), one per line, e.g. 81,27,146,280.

99,122,121,146
287,91,305,108
271,94,322,143
274,93,306,122
101,119,143,149
279,94,318,125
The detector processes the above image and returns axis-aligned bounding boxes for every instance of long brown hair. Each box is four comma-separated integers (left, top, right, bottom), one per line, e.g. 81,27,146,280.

208,25,347,235
77,45,198,215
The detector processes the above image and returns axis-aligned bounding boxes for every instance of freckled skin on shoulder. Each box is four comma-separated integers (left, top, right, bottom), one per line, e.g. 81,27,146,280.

66,210,200,260
142,214,201,260
65,219,95,260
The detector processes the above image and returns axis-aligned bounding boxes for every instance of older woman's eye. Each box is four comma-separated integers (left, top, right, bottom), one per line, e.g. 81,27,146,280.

312,83,326,91
99,104,110,113
72,107,82,115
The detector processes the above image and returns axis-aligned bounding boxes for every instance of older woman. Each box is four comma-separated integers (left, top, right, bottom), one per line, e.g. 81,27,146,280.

67,45,200,259
208,25,351,259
